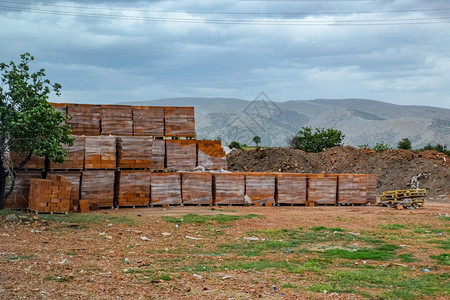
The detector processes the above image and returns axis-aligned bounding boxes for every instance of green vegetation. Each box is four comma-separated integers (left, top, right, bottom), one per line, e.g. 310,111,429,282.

38,213,135,226
311,226,345,232
44,275,67,282
252,135,261,147
423,143,450,155
372,142,392,152
397,138,412,150
0,53,74,209
379,223,406,230
289,126,344,153
322,245,398,261
430,253,450,265
228,141,243,150
6,254,34,261
161,213,261,224
397,253,416,262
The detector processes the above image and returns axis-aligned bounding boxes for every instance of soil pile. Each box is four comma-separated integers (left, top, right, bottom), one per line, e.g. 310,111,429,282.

227,146,450,202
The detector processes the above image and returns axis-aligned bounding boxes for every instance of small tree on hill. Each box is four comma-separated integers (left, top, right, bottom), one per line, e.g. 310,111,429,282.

228,141,242,150
398,138,412,150
289,127,344,153
0,53,74,209
253,136,261,147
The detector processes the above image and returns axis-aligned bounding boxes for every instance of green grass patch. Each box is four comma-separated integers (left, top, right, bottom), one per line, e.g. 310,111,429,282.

281,283,297,289
159,274,171,281
311,226,345,232
287,258,332,274
162,213,262,224
6,254,34,261
65,252,78,256
322,244,399,261
379,223,406,230
430,253,450,265
439,216,450,221
427,239,450,250
38,213,135,226
397,253,416,262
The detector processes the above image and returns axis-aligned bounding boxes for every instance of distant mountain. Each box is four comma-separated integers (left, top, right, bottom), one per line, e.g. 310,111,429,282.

121,97,450,148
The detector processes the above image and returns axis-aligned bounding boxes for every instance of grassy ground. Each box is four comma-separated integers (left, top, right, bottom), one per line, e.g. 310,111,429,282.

0,205,449,299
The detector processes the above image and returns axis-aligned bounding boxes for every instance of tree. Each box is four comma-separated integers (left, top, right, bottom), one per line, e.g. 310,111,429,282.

0,53,74,209
289,127,344,153
372,142,391,152
228,141,242,150
252,136,261,147
398,138,412,150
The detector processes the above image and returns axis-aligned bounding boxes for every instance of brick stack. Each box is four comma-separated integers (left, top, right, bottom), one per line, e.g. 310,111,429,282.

197,140,227,170
5,172,42,209
133,106,165,136
166,140,197,171
150,173,182,206
164,107,195,137
84,136,116,169
151,139,165,171
366,174,378,204
116,171,151,207
67,103,101,135
9,152,45,170
49,136,85,170
101,105,133,136
307,174,338,205
81,170,115,208
213,173,245,205
49,102,68,116
276,173,307,205
48,171,82,211
28,175,71,213
245,173,275,206
181,172,213,205
117,136,153,169
338,174,368,205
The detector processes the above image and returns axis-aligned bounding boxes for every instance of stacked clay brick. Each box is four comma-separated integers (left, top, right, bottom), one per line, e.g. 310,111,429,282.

28,175,71,213
5,172,43,209
101,105,133,136
276,173,307,205
166,140,197,171
116,171,151,207
84,136,116,169
150,173,182,206
48,171,82,211
66,103,101,135
245,173,276,206
181,172,213,205
307,174,338,205
49,136,85,170
117,136,153,169
197,140,227,170
133,106,165,136
81,171,115,208
164,107,195,137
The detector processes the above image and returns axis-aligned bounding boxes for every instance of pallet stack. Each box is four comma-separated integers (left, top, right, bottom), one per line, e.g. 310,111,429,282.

213,172,246,205
81,170,115,208
9,152,45,170
151,139,166,171
5,172,43,209
276,173,307,205
166,140,197,171
66,103,101,135
307,174,338,205
49,136,85,170
164,107,195,137
150,173,182,206
366,174,378,204
197,140,227,170
338,174,368,205
133,106,165,136
116,171,151,207
117,136,153,169
101,105,133,136
84,136,116,169
245,173,275,206
28,175,71,213
181,172,213,205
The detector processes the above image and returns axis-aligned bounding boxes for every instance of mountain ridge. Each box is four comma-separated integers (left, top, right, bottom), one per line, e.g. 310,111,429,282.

120,97,450,148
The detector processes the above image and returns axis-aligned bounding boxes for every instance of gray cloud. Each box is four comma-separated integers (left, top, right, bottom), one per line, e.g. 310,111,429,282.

0,0,449,108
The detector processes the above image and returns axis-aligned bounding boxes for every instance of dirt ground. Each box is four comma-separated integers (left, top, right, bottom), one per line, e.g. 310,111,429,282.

1,204,449,299
227,146,450,202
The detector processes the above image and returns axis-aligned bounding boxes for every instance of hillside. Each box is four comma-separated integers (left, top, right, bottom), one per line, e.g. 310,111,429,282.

122,97,450,148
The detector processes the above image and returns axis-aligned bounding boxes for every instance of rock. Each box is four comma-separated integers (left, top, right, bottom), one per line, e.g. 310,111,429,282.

5,214,19,222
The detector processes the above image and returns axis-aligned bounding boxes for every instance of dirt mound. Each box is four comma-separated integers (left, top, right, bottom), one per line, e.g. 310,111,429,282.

227,146,450,202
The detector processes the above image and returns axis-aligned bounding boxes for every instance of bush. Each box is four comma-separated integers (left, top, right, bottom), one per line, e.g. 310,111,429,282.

289,127,344,153
228,141,242,150
398,138,412,150
373,142,392,152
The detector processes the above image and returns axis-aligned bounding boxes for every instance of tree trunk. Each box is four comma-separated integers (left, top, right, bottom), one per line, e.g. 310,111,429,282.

0,159,7,210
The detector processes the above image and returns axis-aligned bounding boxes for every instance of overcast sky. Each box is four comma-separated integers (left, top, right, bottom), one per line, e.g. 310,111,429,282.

1,0,449,109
